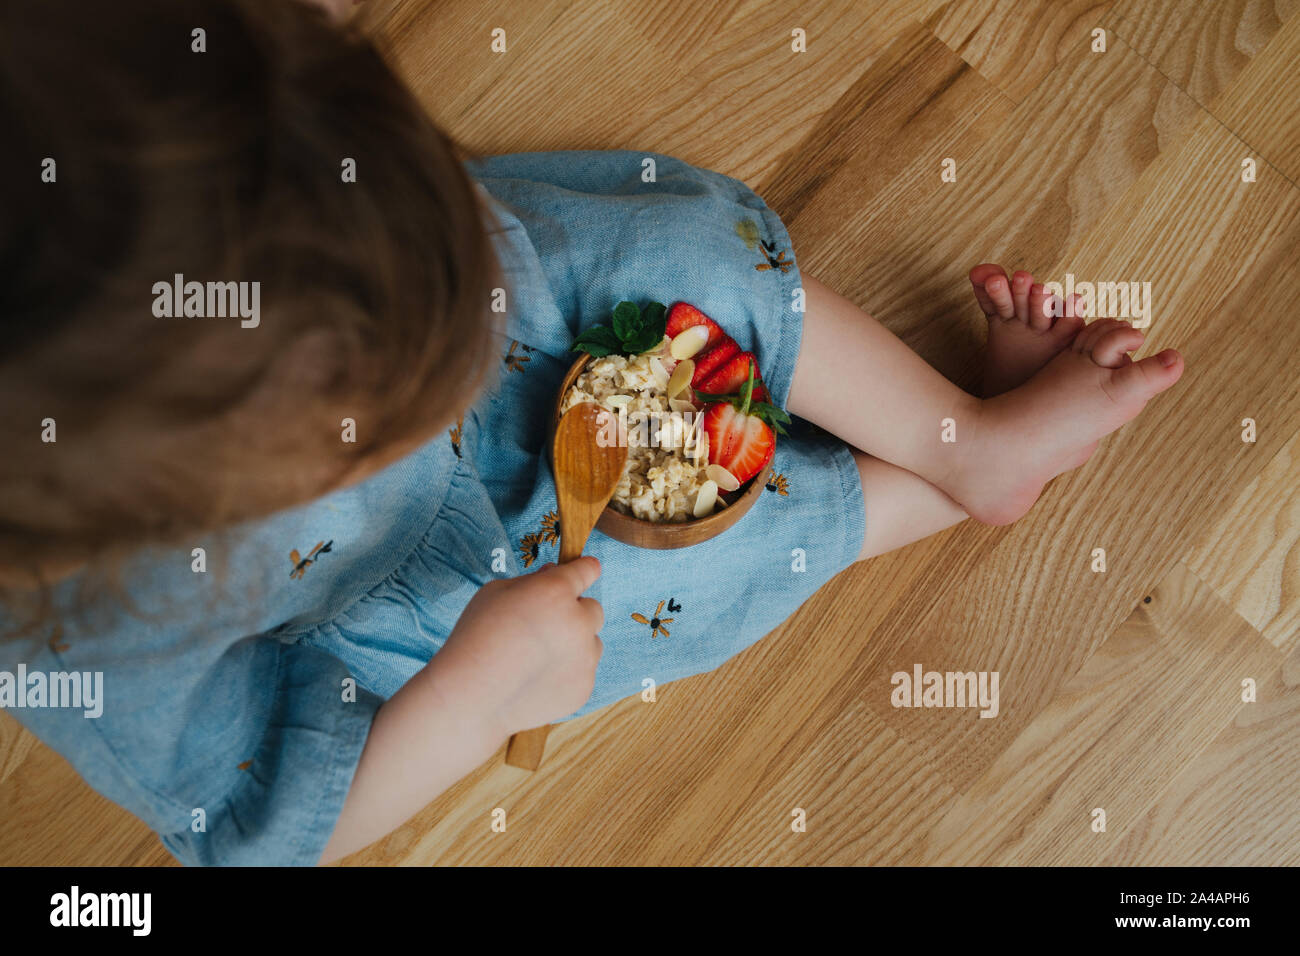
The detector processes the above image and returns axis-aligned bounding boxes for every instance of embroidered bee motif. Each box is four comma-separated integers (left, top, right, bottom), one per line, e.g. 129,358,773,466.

289,540,333,580
449,415,464,458
632,599,677,639
765,472,790,496
756,239,794,274
540,510,561,545
517,509,561,569
518,531,544,569
504,340,534,373
736,217,794,274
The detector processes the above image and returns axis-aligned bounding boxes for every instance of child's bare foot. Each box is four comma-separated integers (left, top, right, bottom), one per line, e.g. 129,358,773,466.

942,318,1184,525
971,264,1086,396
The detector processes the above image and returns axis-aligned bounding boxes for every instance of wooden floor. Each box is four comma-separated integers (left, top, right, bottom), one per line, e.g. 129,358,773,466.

3,0,1298,866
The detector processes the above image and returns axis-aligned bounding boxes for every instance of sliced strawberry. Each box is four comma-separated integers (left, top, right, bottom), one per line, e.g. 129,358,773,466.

697,351,762,396
667,304,773,401
701,402,776,485
699,362,789,485
665,303,727,352
690,339,740,387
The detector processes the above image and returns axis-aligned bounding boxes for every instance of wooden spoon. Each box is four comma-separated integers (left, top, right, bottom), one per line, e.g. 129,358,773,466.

504,402,628,770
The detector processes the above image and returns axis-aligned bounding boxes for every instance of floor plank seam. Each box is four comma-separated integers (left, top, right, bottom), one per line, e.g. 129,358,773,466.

924,0,1116,108
1107,13,1300,194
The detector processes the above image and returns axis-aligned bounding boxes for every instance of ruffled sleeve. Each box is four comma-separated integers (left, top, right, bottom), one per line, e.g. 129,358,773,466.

0,435,462,866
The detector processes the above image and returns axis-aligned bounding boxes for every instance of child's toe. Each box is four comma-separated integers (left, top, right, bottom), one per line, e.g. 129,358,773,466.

1074,318,1119,352
1067,292,1088,319
970,263,1007,287
1028,282,1053,331
1108,349,1184,404
970,263,1007,317
1011,271,1032,323
1091,325,1145,368
987,274,1015,318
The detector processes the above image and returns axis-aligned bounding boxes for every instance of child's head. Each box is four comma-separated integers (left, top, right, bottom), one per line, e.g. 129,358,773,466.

0,0,500,585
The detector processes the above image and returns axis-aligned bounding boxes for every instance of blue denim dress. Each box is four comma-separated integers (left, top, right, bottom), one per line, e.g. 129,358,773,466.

0,151,864,865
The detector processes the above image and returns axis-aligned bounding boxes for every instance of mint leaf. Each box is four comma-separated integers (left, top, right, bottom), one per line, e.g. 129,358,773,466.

611,301,641,342
575,300,675,357
571,324,622,357
623,327,664,354
641,301,667,339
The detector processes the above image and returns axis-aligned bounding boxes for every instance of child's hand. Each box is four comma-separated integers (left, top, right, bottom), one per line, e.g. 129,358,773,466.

431,557,605,738
322,558,602,862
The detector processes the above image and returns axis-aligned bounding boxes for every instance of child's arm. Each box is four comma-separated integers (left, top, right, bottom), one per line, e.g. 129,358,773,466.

317,557,604,864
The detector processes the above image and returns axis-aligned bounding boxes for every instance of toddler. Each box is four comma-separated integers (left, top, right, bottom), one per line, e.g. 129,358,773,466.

0,0,1182,865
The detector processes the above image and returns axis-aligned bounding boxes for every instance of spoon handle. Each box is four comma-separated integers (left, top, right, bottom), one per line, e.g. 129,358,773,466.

505,401,622,771
503,523,593,770
558,531,587,564
504,723,550,770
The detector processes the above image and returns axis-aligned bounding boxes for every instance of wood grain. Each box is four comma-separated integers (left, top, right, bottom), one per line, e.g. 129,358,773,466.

1109,0,1300,107
928,0,1112,101
786,32,1204,388
3,0,1298,866
1186,431,1300,655
1103,639,1300,865
912,563,1281,865
1204,8,1300,182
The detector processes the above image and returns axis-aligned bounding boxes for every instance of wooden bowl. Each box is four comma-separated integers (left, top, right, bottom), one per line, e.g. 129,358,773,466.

550,352,771,550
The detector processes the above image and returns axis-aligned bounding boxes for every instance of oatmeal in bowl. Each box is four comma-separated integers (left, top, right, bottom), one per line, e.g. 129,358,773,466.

553,300,790,548
560,349,711,522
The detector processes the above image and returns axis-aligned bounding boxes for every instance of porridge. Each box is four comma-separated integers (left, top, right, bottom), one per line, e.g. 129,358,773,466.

560,341,727,522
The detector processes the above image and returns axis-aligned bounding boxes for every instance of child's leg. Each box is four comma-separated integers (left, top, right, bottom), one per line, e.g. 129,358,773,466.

853,451,967,560
788,274,983,488
789,271,1184,526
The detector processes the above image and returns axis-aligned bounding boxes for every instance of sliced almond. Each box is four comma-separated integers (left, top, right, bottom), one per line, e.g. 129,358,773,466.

692,479,718,518
670,325,710,360
640,333,672,356
691,426,708,466
705,463,740,492
668,397,696,414
648,356,670,390
605,393,632,407
666,358,694,399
